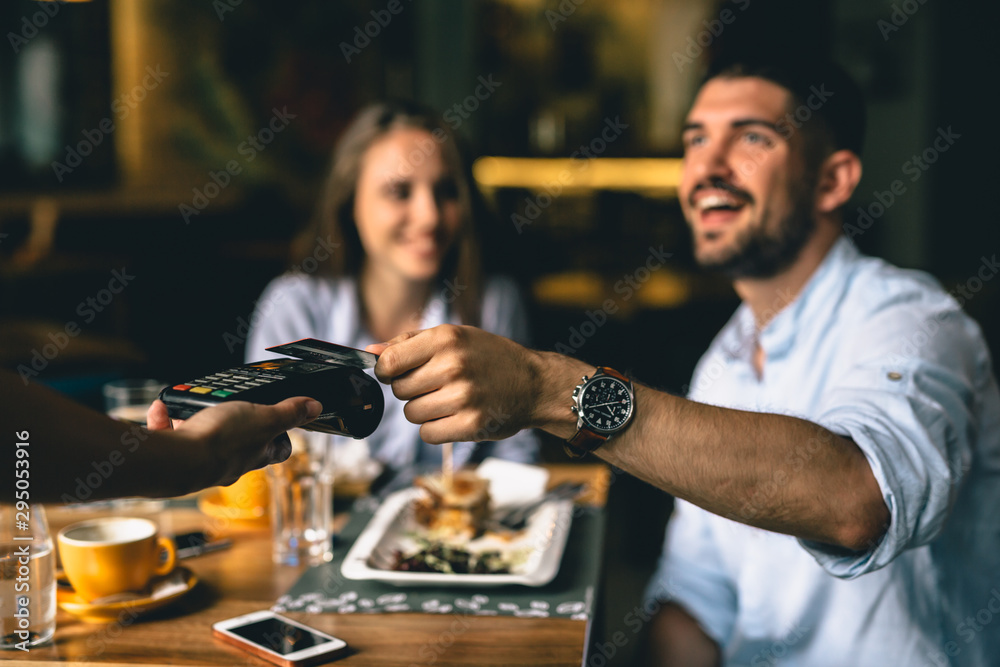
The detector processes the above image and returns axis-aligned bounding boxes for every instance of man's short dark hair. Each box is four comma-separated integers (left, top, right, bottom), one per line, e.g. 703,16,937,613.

704,57,867,159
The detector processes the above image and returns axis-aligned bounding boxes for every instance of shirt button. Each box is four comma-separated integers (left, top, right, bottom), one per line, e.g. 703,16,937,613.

887,372,903,381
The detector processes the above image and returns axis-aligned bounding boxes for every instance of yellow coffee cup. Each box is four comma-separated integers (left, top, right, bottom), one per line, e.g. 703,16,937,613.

216,468,270,513
57,517,176,602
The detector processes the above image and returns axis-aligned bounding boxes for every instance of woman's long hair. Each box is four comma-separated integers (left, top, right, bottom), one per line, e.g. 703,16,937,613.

292,100,484,327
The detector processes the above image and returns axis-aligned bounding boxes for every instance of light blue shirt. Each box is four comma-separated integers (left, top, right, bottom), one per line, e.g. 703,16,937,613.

245,274,539,468
647,237,1000,667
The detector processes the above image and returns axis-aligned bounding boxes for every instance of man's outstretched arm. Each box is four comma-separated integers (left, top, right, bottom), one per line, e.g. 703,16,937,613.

370,325,888,551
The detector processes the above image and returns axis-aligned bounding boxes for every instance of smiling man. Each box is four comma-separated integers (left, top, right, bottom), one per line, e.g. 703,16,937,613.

368,59,1000,666
682,80,820,281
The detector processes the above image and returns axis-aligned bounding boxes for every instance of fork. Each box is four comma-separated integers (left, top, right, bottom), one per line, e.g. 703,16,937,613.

485,482,586,532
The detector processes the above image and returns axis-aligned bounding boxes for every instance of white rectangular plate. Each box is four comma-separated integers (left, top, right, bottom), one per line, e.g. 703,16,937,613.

341,487,574,587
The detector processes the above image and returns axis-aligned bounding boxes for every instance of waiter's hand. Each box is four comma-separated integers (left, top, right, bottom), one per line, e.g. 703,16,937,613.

146,397,322,489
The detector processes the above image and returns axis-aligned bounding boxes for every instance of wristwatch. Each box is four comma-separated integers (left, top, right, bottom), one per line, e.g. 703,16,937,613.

564,367,635,459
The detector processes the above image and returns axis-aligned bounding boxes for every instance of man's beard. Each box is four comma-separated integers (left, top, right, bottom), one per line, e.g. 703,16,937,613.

694,184,816,280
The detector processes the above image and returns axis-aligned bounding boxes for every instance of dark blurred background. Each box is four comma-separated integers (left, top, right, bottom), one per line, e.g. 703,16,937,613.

1,0,995,663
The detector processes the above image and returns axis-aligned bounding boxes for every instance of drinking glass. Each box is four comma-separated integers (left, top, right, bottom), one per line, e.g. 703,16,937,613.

102,378,168,514
1,504,55,650
267,430,334,566
103,378,166,423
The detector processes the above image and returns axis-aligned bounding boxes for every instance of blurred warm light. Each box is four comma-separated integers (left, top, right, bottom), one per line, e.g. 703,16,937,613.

533,271,606,309
636,271,691,309
533,269,692,311
473,157,683,197
110,0,142,182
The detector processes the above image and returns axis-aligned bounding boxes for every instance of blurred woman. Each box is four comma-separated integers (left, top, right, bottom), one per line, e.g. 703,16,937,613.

245,100,538,468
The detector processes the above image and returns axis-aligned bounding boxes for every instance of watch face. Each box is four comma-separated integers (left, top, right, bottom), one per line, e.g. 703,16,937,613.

579,376,633,433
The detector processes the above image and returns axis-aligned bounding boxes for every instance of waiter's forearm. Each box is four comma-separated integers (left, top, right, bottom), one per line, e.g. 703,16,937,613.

528,352,889,550
1,373,205,502
2,371,316,503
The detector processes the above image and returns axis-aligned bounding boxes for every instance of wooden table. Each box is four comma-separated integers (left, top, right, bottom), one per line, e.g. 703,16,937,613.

21,464,609,666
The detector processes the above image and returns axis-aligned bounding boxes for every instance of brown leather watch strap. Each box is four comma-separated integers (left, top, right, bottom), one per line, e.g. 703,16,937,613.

597,366,628,382
564,367,631,459
568,427,608,451
562,441,589,459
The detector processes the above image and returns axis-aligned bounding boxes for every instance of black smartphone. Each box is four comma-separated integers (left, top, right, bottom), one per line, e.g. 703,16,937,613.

158,339,384,439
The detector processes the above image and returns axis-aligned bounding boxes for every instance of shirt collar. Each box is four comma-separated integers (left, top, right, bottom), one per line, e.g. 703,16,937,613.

720,236,859,361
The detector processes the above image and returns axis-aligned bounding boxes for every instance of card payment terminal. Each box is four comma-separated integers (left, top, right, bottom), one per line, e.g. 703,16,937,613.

158,339,384,439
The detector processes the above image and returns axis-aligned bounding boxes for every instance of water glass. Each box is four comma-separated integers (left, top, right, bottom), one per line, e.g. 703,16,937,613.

103,378,166,423
1,504,56,650
101,379,168,513
267,430,334,566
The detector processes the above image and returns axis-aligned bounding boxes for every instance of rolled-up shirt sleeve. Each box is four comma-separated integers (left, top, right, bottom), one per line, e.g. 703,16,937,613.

645,499,737,645
801,312,979,578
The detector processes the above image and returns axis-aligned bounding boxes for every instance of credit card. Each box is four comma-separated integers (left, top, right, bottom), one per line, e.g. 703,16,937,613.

265,338,378,369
